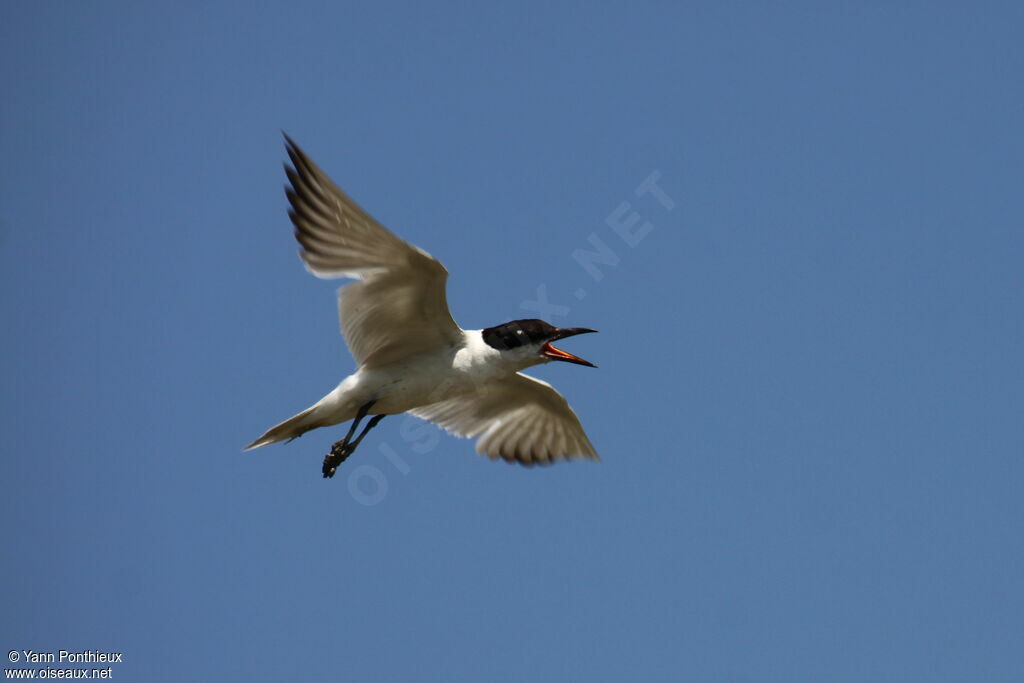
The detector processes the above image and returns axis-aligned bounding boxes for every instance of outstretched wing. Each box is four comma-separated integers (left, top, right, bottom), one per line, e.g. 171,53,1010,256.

284,135,462,367
410,373,599,466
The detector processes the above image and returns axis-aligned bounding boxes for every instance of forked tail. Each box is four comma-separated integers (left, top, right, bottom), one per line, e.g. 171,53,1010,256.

244,405,321,450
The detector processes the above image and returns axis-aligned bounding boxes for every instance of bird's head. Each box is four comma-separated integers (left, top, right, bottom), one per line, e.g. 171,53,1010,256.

482,319,598,368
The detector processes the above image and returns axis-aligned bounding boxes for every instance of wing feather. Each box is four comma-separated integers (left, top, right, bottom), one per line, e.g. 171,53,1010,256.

283,135,461,366
410,373,598,466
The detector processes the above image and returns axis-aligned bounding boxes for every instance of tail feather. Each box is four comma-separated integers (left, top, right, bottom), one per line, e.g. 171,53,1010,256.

245,405,321,450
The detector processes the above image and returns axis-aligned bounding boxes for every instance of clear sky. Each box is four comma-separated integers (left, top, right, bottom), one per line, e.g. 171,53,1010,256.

2,2,1023,681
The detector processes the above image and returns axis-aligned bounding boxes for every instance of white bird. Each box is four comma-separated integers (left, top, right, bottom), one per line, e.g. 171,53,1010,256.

246,136,599,476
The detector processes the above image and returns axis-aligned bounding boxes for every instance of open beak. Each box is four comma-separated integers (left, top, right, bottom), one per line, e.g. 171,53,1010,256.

542,328,598,368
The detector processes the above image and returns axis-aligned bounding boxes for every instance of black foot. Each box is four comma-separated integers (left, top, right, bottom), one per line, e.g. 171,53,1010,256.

320,402,386,480
322,440,355,478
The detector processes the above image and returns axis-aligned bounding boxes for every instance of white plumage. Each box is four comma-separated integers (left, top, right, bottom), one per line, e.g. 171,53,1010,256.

246,136,598,468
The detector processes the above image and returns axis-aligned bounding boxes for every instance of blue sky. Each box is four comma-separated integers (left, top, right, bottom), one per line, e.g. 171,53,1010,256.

2,2,1022,681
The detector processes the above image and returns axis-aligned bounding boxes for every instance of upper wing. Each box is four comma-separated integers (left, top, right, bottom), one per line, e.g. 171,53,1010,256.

410,373,599,466
284,135,462,367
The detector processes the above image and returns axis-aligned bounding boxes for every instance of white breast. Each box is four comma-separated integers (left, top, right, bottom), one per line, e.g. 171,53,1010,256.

342,330,521,415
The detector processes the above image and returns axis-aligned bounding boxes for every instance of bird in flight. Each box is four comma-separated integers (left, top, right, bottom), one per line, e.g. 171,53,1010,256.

246,135,599,477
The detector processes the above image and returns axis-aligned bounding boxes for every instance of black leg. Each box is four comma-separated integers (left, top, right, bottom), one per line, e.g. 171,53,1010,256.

350,414,386,450
322,401,385,478
340,401,375,446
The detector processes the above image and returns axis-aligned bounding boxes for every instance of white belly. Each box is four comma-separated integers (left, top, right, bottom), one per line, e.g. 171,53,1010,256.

312,331,529,424
319,346,510,421
357,358,477,414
